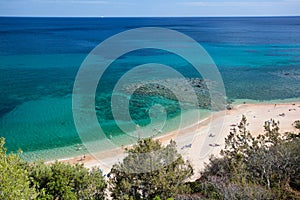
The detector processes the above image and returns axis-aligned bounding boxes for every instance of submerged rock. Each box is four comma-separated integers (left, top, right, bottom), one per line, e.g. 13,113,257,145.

121,78,224,110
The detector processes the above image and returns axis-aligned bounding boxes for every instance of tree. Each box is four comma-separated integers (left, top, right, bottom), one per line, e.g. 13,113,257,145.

220,115,254,184
29,161,106,200
0,136,106,199
0,137,37,199
195,117,300,199
263,119,282,146
221,115,255,158
109,138,193,200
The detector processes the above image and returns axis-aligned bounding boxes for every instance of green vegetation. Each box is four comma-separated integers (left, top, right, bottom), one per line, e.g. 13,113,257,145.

0,138,106,200
0,117,299,199
109,139,193,200
0,138,37,199
190,116,300,199
293,120,300,130
29,161,106,199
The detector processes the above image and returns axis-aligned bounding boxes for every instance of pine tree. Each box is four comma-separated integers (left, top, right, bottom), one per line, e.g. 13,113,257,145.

109,138,193,200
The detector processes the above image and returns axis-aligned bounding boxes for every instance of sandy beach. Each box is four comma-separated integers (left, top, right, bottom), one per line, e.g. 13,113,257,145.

53,101,300,180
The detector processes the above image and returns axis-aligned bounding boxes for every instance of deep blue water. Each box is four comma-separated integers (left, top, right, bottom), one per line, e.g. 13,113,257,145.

0,17,299,157
1,17,300,55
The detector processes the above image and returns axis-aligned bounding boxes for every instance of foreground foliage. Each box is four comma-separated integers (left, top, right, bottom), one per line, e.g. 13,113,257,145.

191,117,300,199
109,138,193,200
1,117,299,199
0,138,37,199
0,138,106,200
29,161,106,199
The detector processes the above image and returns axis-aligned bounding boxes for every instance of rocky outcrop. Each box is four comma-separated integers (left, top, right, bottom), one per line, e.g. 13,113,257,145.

122,78,223,110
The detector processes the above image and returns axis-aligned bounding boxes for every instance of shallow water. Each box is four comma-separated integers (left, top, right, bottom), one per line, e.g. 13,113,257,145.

0,17,299,160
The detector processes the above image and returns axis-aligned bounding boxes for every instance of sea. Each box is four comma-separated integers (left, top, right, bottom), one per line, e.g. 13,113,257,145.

0,17,299,161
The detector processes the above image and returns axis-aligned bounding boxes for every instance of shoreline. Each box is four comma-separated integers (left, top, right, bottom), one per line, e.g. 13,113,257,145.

47,101,300,180
14,97,300,161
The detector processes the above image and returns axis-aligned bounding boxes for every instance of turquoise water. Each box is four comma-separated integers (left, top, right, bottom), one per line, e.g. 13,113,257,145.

0,17,299,161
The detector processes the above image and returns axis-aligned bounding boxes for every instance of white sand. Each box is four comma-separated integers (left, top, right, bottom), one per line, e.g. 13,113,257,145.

54,102,300,180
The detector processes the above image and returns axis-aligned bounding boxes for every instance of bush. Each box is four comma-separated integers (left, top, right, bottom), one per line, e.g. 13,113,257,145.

293,120,300,130
0,137,106,199
29,161,106,199
0,137,37,199
194,117,300,199
109,138,193,200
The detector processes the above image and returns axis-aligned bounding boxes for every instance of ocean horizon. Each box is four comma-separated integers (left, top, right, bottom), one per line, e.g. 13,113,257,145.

0,16,299,161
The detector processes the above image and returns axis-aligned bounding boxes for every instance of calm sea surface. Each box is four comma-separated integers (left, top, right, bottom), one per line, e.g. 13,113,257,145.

0,17,299,160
